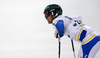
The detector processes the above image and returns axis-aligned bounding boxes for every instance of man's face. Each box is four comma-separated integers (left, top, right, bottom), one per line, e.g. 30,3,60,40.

45,14,53,24
44,11,53,24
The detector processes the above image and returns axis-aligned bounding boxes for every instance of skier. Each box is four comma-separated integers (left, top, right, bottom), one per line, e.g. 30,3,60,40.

43,4,100,58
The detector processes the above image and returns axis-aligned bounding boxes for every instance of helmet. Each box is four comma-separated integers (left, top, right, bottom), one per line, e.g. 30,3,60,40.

43,4,62,19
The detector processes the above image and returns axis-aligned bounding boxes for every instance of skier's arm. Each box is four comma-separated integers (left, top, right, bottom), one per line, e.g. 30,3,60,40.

54,20,64,38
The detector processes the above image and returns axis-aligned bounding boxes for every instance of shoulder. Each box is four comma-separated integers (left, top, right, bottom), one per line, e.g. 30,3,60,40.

52,15,64,25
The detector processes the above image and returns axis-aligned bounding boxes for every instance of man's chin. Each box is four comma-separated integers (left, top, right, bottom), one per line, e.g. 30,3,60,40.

48,22,52,24
48,21,52,24
48,23,51,24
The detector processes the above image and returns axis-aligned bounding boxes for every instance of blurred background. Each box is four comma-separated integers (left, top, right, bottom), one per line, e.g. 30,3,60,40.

0,0,100,58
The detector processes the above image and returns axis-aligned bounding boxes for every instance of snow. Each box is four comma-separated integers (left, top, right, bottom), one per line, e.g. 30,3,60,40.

0,0,100,58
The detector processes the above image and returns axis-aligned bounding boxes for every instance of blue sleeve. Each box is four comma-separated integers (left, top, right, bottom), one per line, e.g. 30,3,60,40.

55,20,64,36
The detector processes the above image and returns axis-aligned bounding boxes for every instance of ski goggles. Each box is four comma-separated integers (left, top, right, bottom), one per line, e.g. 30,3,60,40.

44,11,50,18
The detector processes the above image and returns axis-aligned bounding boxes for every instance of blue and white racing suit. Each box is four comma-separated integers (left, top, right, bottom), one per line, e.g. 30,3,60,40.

52,15,100,58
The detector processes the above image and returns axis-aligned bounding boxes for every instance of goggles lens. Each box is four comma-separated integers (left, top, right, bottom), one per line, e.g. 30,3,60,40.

44,11,50,18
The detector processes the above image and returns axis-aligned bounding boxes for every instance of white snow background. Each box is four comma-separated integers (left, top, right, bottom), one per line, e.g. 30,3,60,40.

0,0,100,58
